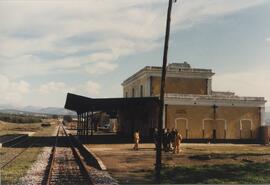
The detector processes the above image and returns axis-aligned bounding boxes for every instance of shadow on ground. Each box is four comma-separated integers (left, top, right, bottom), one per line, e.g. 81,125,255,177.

148,162,270,184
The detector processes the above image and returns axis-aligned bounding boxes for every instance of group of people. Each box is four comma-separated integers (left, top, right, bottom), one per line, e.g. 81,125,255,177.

153,128,182,154
133,128,182,154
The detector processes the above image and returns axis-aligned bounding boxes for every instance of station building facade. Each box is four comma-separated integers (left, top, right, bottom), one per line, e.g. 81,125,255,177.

121,62,266,140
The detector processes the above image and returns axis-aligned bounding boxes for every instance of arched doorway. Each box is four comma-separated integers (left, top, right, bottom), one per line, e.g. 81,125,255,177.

202,118,227,139
240,119,252,139
216,119,227,139
202,118,214,139
175,118,188,139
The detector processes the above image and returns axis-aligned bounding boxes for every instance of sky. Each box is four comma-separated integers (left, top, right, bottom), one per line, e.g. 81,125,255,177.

0,0,270,108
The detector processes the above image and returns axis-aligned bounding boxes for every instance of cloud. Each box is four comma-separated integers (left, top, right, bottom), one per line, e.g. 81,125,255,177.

0,0,268,107
172,0,267,30
212,69,270,106
266,37,270,42
0,0,266,78
85,62,118,75
34,80,101,107
39,82,67,95
38,80,101,97
0,74,30,105
83,81,101,96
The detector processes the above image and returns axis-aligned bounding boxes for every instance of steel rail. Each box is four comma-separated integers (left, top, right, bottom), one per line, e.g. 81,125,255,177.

45,125,92,185
62,125,93,184
45,125,60,185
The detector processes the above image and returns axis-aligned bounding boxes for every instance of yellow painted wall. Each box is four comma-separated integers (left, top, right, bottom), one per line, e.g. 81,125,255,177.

151,77,207,95
123,76,148,97
166,105,260,139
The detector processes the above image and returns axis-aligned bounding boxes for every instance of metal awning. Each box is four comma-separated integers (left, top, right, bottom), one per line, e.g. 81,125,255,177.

64,93,159,114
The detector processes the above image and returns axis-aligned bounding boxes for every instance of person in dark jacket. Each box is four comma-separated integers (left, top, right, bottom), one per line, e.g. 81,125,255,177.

170,128,177,151
163,128,171,152
162,128,167,151
166,128,171,151
153,128,158,150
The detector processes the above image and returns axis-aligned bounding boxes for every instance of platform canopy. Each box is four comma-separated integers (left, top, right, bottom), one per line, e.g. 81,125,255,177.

64,93,160,114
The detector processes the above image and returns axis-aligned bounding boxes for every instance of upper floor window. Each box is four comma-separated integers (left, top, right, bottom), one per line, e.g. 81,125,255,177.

140,85,143,97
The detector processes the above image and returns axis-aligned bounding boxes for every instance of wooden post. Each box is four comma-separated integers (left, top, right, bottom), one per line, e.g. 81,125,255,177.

79,114,82,136
78,114,81,135
213,105,218,142
86,112,89,136
91,110,94,136
84,112,87,136
156,0,176,183
82,113,84,136
77,114,79,135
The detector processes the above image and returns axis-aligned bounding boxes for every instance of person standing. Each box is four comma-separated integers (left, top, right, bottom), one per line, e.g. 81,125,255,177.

162,128,169,152
162,128,167,151
133,130,140,150
170,128,177,151
166,128,171,152
163,128,170,152
153,128,158,150
173,130,182,154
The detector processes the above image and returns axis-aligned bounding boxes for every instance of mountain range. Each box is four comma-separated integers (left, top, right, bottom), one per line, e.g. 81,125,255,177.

0,104,76,115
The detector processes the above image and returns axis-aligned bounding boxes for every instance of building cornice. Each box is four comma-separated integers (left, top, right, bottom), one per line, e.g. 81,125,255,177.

122,66,214,86
163,94,266,107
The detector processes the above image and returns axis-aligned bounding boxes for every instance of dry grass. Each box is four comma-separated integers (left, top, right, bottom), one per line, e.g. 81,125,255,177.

159,162,270,184
0,119,60,135
0,121,42,135
87,143,270,184
0,123,57,185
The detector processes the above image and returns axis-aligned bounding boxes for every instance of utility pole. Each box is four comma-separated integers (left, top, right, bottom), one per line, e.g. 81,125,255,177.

156,0,177,183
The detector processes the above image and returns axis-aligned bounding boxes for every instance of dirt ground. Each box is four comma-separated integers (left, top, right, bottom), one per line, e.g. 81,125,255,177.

86,143,270,184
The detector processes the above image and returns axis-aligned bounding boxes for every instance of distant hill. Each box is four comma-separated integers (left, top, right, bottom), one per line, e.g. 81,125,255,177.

0,104,76,116
38,107,76,115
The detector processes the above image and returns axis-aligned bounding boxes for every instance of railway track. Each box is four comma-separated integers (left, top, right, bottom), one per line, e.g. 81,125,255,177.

45,125,92,185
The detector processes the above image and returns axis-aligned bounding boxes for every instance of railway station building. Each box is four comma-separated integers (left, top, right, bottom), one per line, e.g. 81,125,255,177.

65,62,267,142
121,62,266,141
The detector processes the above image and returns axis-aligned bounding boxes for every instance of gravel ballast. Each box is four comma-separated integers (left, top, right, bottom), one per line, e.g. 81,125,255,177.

17,147,52,185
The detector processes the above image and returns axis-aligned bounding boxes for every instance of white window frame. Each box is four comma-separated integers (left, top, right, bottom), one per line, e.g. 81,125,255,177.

174,117,189,138
174,118,188,130
240,119,253,130
202,118,227,130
